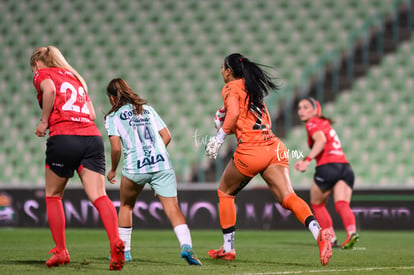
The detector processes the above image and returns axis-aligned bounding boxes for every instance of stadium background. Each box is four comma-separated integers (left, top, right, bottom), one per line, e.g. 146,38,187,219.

0,0,413,230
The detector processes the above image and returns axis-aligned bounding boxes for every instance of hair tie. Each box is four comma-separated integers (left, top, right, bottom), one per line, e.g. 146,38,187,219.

240,57,243,62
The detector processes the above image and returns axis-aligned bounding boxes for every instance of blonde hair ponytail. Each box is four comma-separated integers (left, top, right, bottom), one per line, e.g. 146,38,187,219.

30,46,88,92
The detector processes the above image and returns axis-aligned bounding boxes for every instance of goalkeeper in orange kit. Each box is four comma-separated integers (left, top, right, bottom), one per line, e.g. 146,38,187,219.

205,53,332,266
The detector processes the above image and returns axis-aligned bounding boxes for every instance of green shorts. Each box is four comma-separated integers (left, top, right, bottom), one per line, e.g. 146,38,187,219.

122,169,177,197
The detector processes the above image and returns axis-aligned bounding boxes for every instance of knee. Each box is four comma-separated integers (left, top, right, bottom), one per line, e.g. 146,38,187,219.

218,189,235,199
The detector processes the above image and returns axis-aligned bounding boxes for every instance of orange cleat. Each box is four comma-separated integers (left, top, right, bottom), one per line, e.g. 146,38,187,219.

46,248,70,267
208,246,236,261
317,229,332,266
109,238,125,271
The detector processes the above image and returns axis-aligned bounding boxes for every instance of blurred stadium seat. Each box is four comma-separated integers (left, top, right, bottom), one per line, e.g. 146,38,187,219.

0,0,409,186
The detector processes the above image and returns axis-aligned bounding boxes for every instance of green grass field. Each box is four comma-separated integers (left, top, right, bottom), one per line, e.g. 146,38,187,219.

0,229,413,275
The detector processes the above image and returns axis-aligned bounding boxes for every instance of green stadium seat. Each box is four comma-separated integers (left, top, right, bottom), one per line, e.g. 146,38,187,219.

0,0,408,186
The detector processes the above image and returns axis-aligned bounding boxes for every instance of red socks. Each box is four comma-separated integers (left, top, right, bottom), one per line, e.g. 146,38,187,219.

45,196,66,251
311,203,333,229
93,195,120,242
335,200,356,234
311,203,336,240
282,193,313,225
218,189,236,229
46,195,119,249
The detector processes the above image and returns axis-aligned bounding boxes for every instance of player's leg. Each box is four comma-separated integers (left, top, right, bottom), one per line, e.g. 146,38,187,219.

333,179,359,249
117,175,143,262
153,169,202,265
310,181,338,247
79,136,121,244
160,195,202,265
79,136,124,270
209,160,251,260
261,164,318,231
80,167,125,270
159,195,203,265
45,168,70,267
44,136,72,267
261,164,332,266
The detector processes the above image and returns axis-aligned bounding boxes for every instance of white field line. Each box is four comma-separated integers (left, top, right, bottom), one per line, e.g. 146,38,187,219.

239,266,414,275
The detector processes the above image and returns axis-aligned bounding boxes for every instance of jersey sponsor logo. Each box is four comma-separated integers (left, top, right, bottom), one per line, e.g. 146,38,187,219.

71,117,91,123
328,150,344,156
119,109,151,127
306,122,317,130
119,109,150,120
137,154,165,169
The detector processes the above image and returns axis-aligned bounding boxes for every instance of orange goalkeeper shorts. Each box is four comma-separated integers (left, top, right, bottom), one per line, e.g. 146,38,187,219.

233,138,289,177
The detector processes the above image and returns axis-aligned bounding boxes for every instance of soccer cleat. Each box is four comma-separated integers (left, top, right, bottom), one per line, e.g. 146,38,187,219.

180,244,202,265
46,248,70,267
317,229,332,266
208,246,236,261
341,233,360,249
124,250,132,262
109,238,125,271
108,250,132,262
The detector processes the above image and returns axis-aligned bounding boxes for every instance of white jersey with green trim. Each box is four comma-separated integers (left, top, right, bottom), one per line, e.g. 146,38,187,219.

105,104,172,174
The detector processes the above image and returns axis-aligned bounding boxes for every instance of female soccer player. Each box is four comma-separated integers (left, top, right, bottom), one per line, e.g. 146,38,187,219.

294,97,359,249
205,53,332,266
104,78,202,265
30,46,124,270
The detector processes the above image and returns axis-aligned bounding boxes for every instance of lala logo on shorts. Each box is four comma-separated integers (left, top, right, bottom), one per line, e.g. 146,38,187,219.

137,154,165,169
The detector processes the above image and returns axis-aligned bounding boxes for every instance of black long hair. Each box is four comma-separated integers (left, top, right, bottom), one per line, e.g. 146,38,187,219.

105,78,147,118
224,53,279,109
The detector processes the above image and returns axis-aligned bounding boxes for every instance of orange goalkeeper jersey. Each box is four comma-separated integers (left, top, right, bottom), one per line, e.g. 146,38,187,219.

221,79,277,147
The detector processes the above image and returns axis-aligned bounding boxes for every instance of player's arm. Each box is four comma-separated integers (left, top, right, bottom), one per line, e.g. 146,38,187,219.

159,127,172,147
206,95,239,159
307,131,326,160
107,135,122,184
87,100,96,121
35,79,55,137
294,131,326,172
222,95,239,134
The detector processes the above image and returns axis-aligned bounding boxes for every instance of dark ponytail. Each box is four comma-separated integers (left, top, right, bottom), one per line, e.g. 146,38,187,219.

105,78,147,118
224,53,279,109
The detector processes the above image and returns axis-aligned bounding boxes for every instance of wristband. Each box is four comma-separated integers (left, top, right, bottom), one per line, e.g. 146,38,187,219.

304,156,312,162
216,128,228,144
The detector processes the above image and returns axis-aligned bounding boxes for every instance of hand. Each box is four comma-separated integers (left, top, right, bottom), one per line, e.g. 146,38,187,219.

294,159,309,172
205,136,223,160
107,170,118,184
35,120,48,137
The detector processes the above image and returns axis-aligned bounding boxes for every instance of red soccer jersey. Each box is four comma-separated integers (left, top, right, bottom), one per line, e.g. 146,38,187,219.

305,116,348,166
32,67,101,137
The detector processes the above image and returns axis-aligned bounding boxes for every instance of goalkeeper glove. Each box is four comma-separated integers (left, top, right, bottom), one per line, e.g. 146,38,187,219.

205,128,227,159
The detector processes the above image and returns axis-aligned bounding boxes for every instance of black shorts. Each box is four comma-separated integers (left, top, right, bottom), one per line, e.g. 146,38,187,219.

46,135,105,178
314,163,355,191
